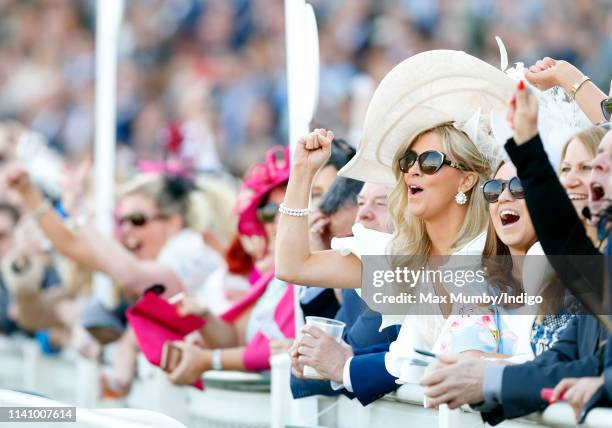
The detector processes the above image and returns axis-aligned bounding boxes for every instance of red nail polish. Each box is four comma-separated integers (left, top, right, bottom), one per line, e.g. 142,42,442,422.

517,80,525,90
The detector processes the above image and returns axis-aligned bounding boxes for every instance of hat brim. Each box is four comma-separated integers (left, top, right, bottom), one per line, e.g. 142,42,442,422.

338,50,515,185
237,176,289,236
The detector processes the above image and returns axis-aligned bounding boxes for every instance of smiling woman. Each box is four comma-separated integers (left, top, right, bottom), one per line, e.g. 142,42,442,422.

5,166,224,298
558,126,605,242
484,163,535,255
389,123,490,257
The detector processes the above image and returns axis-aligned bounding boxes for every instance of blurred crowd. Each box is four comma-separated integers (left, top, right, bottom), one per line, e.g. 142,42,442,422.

0,0,611,175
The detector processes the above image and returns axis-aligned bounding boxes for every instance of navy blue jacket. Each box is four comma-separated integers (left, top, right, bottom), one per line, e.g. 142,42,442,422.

349,342,401,406
483,315,606,425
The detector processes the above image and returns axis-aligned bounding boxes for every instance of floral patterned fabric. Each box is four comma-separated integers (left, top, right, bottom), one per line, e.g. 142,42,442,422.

530,314,575,356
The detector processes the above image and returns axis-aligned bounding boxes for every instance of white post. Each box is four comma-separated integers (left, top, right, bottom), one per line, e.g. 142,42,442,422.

285,0,308,154
283,1,321,426
284,0,320,342
93,0,124,308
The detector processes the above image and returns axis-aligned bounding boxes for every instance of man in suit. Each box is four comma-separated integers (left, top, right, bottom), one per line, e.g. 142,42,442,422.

420,314,607,425
290,290,400,399
290,183,399,400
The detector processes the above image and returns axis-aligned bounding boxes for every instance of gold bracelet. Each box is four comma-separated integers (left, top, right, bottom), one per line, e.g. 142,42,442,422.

569,75,590,100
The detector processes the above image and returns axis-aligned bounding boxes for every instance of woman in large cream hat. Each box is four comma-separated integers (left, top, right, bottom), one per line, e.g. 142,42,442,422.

276,50,517,384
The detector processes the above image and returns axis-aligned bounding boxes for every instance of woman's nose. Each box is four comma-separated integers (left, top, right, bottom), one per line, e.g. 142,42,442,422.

563,169,581,188
407,160,422,175
497,185,514,202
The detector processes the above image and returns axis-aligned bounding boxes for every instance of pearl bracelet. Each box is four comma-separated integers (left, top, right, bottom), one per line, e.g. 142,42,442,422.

279,203,310,217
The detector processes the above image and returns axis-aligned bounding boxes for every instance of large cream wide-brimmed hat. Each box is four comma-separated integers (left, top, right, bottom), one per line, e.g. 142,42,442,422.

338,49,516,185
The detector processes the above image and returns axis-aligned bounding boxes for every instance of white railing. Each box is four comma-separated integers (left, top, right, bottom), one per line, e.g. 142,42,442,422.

2,337,612,428
0,389,185,428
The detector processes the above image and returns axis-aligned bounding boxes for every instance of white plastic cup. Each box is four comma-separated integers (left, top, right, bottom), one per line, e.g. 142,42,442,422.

301,316,346,380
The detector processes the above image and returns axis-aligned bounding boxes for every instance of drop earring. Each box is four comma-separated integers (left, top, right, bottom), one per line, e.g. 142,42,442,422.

455,191,467,205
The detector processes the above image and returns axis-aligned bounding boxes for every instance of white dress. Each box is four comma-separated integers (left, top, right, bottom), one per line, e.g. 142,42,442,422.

496,241,558,363
157,229,224,295
331,224,488,383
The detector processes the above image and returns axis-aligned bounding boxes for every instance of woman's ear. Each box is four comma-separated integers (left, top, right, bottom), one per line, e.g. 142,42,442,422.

459,172,479,193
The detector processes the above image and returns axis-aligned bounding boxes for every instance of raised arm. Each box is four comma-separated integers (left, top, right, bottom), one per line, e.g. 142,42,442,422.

78,226,184,297
524,57,608,124
275,129,361,289
7,166,184,297
6,166,102,271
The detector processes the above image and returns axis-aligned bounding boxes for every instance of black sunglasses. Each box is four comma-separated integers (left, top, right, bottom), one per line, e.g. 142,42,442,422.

482,177,525,203
117,212,166,227
601,97,612,122
144,283,166,296
398,150,464,175
256,203,279,224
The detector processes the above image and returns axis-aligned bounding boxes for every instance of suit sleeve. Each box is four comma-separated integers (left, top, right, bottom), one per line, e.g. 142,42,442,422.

353,342,391,356
499,355,602,420
481,352,603,426
480,317,596,425
349,351,399,406
603,336,612,400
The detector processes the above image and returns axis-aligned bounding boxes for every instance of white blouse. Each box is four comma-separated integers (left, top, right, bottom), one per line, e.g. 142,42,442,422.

331,224,488,383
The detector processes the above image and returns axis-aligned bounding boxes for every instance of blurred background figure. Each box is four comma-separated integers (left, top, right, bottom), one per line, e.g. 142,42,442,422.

0,0,610,178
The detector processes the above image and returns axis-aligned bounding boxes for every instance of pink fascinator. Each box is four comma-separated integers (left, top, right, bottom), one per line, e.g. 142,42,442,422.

236,146,290,237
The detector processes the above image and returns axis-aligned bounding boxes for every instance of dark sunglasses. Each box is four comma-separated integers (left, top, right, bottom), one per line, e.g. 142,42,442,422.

482,177,525,203
117,212,166,227
144,283,166,296
398,150,464,175
601,97,612,122
256,203,279,224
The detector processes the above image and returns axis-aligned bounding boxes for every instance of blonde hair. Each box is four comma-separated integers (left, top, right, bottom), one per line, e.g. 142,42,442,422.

117,173,237,241
558,126,605,171
388,123,493,256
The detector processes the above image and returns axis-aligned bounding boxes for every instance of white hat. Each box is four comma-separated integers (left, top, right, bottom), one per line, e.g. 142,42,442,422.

338,49,515,185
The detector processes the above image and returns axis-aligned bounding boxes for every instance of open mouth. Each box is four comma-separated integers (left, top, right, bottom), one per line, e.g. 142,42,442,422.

500,209,520,226
591,182,605,201
408,184,424,195
568,193,588,201
123,237,142,253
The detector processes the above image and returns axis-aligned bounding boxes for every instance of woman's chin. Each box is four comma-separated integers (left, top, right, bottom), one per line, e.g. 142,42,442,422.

406,207,426,219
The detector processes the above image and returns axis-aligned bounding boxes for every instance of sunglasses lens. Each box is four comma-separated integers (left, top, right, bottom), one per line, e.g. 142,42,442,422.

398,151,417,173
603,97,612,121
119,213,148,227
130,214,148,227
257,203,279,223
145,284,166,296
483,180,503,203
419,151,444,175
509,177,525,199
